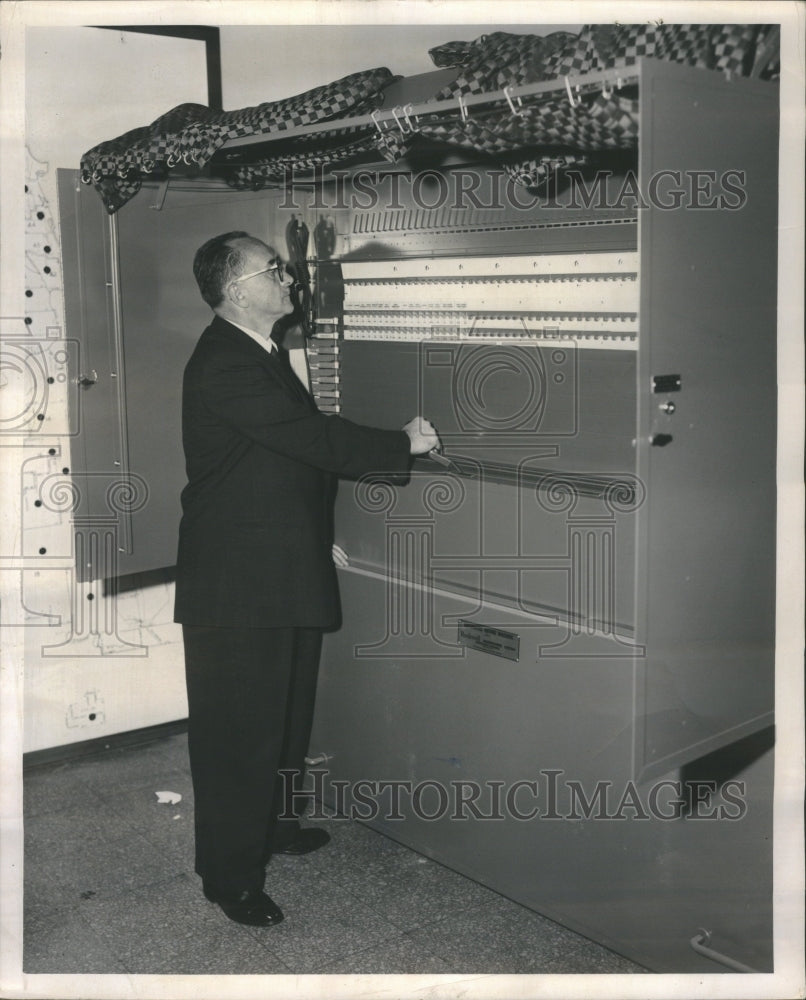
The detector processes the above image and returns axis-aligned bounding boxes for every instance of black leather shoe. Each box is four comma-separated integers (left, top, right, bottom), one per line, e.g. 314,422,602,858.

203,886,284,927
274,828,331,856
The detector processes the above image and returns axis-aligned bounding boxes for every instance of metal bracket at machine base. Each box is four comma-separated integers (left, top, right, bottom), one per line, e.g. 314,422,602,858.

690,929,760,974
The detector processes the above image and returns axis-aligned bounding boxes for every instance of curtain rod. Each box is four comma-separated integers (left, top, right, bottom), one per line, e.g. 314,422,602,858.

219,66,640,152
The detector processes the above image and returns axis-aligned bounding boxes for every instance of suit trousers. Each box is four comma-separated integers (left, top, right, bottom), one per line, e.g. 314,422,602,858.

182,624,322,896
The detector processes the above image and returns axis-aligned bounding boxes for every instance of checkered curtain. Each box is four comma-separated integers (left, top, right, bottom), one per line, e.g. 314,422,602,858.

358,23,772,191
427,23,773,92
80,25,776,211
80,68,396,213
227,126,382,191
396,23,772,190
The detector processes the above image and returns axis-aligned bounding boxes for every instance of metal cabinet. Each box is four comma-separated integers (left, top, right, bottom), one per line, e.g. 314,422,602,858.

308,58,777,971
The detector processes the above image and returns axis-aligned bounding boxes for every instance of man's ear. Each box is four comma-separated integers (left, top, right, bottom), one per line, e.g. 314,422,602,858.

224,281,245,309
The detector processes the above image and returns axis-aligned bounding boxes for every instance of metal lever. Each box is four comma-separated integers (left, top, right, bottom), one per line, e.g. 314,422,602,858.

428,449,460,473
78,370,98,387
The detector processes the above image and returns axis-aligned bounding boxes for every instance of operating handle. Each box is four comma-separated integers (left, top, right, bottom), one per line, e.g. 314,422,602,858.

427,449,462,474
428,449,451,466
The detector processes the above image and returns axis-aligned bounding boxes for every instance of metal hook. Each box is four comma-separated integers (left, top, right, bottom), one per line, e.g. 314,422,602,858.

402,103,418,132
391,106,410,134
457,93,469,123
564,76,579,108
602,79,613,99
370,109,385,135
503,85,524,117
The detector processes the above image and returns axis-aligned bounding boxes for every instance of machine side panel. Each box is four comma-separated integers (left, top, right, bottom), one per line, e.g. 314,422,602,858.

634,61,778,779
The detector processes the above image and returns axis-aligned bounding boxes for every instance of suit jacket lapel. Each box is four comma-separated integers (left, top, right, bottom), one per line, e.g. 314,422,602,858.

209,316,312,407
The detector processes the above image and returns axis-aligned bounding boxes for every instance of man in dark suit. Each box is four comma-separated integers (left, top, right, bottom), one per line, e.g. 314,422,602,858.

174,231,439,927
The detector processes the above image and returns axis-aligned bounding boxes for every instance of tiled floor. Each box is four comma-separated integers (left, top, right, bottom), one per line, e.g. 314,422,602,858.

23,731,645,976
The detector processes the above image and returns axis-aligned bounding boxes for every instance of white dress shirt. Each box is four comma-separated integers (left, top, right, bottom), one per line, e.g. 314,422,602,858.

228,319,311,391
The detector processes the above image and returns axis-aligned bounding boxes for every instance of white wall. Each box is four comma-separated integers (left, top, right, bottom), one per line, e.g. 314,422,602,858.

219,24,579,107
16,18,575,753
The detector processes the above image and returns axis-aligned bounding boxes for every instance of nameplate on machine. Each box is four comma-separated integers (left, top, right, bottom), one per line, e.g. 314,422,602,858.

457,620,520,661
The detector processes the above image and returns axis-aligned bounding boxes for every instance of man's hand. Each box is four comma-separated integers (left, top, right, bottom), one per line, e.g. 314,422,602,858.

331,543,349,568
403,416,440,455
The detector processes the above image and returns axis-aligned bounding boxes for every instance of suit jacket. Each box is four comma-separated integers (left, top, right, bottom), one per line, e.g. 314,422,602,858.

174,314,410,628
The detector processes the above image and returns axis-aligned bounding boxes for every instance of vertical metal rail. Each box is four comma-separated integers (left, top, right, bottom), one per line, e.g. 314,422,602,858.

105,211,133,559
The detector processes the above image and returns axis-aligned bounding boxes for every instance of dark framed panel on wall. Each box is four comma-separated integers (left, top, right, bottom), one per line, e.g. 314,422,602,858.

94,25,222,110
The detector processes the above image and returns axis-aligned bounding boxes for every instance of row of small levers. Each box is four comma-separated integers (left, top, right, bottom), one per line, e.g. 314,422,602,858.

340,329,638,349
342,282,638,313
343,312,638,327
307,341,341,412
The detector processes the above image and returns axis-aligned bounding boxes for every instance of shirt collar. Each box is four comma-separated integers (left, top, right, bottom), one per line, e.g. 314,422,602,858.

226,318,277,354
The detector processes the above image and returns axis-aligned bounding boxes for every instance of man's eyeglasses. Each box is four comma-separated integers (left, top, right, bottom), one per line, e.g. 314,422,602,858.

231,259,285,285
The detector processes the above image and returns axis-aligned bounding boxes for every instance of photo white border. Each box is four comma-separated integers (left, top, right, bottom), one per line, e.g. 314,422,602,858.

2,2,803,998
